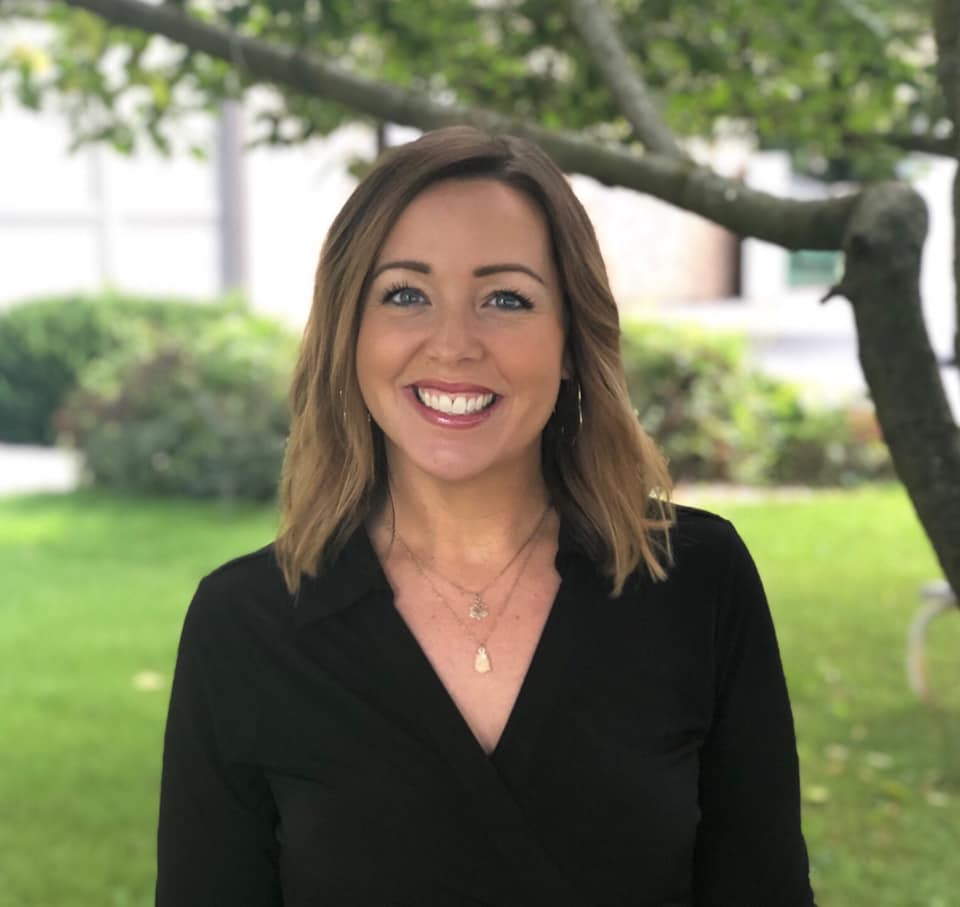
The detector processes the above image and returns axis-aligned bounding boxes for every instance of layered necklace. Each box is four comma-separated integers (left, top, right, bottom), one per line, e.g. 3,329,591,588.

396,505,550,674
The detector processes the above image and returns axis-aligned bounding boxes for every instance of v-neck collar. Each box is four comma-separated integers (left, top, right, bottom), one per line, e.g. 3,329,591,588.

286,516,594,903
350,544,590,905
291,514,590,766
383,550,582,761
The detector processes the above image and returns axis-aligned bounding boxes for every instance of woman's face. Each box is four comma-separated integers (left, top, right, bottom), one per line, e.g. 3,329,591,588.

356,178,568,489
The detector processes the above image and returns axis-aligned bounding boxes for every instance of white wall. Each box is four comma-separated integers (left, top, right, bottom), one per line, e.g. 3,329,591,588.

741,152,794,303
244,120,375,328
909,155,958,360
0,105,220,306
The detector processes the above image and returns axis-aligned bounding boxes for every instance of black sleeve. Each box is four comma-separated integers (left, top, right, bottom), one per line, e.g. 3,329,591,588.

692,526,817,907
156,580,282,907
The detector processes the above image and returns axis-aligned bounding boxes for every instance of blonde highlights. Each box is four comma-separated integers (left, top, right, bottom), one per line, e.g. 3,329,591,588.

276,126,674,597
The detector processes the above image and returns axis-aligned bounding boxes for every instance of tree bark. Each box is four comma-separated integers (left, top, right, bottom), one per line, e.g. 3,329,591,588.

564,0,686,159
838,183,960,595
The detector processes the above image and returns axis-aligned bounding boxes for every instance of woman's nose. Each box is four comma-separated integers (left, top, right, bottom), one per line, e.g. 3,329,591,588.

424,304,484,362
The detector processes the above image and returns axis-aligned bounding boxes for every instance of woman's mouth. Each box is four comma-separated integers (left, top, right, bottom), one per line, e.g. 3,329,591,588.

414,386,498,415
408,385,501,427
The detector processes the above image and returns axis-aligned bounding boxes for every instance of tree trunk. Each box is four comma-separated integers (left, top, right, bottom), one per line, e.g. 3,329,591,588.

840,183,960,596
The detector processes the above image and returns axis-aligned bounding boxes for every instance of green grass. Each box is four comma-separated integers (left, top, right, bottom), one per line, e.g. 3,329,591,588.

690,486,960,907
0,491,279,907
1,485,957,906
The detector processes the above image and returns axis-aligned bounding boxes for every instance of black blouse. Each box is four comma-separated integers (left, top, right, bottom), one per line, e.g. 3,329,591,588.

156,504,816,906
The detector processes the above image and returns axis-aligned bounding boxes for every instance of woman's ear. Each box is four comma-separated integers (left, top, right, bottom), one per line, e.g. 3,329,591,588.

561,349,574,381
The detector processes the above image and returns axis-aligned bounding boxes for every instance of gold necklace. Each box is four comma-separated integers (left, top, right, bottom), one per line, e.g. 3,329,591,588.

397,508,548,674
400,506,549,621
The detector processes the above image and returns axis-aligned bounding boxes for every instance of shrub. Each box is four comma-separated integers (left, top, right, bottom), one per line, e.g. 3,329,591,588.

620,320,893,486
622,322,772,483
768,403,894,486
0,292,243,444
0,296,114,444
57,313,296,501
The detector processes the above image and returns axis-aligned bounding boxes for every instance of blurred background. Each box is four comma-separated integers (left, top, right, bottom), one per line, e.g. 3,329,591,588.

1,1,958,905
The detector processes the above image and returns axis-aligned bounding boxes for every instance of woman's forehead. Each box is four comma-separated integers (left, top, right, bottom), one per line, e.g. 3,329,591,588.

375,179,556,275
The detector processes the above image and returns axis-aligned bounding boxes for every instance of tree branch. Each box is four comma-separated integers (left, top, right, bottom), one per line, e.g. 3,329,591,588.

54,0,857,250
881,131,957,157
563,0,686,159
843,127,958,159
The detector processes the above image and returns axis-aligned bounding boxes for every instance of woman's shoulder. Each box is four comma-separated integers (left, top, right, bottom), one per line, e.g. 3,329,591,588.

658,502,759,588
669,502,739,550
199,542,287,593
660,502,768,617
171,546,295,732
184,543,294,639
196,542,289,599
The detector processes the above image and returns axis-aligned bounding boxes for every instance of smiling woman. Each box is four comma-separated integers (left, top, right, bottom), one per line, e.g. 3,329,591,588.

357,179,567,487
156,127,818,906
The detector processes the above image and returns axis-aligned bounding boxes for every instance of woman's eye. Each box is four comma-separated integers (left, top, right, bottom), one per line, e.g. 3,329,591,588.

379,284,532,310
382,284,425,307
487,290,533,311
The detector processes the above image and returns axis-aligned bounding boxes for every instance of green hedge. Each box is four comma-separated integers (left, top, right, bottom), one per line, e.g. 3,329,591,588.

57,311,295,501
621,320,893,486
0,292,243,444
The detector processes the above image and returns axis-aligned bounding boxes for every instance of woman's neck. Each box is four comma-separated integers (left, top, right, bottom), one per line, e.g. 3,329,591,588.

371,463,553,572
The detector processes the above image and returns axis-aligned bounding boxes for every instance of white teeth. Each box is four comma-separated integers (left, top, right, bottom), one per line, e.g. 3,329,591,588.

416,388,495,415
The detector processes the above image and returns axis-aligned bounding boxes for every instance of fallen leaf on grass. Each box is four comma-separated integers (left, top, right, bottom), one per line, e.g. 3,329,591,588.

803,785,831,804
865,751,894,770
875,779,911,802
132,671,165,691
824,743,851,762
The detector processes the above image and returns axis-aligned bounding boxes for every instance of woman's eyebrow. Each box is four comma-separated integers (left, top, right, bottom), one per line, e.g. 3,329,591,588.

371,260,546,285
372,259,431,279
474,263,546,285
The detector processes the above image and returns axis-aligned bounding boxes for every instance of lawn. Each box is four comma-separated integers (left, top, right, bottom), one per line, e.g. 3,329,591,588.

0,485,957,906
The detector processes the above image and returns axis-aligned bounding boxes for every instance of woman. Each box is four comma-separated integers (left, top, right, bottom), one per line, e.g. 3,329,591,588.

157,126,817,906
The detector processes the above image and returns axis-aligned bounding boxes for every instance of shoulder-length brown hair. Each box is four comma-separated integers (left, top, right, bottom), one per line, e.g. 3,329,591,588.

276,125,674,597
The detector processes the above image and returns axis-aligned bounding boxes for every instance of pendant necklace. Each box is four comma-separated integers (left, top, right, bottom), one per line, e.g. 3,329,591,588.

396,506,549,673
401,505,549,622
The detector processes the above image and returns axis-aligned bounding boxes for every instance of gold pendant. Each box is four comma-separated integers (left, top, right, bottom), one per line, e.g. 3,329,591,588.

474,645,492,674
469,595,488,620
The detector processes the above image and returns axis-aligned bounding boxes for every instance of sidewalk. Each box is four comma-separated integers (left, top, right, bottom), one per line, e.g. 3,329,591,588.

0,444,81,497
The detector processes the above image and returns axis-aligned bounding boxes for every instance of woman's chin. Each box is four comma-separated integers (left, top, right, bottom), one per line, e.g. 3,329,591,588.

386,444,539,489
401,457,501,486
